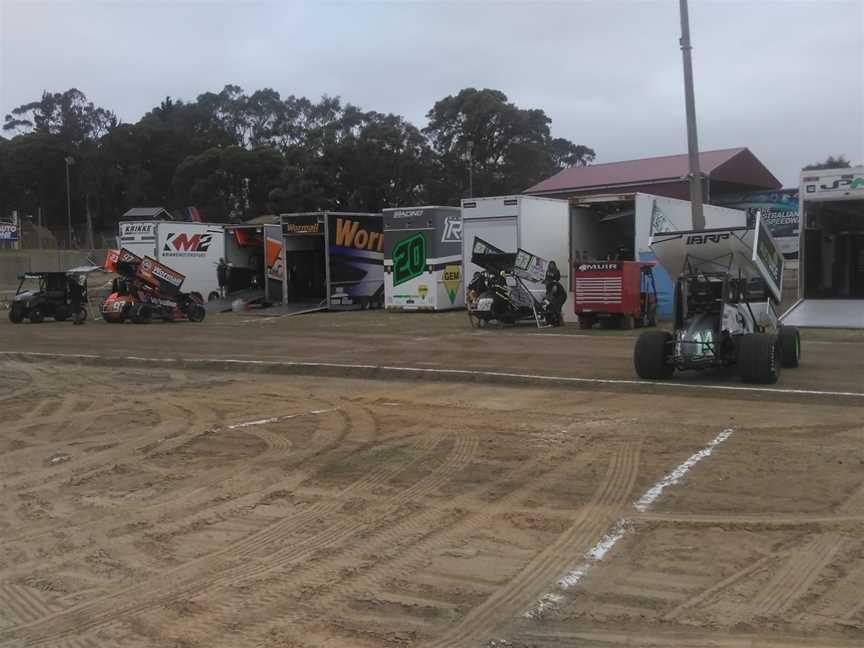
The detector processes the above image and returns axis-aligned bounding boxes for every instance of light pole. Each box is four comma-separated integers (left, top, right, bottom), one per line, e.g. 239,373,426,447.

466,141,474,198
678,0,705,230
64,156,75,248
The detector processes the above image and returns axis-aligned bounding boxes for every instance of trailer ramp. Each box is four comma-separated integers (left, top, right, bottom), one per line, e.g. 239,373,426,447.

205,288,266,313
781,299,864,328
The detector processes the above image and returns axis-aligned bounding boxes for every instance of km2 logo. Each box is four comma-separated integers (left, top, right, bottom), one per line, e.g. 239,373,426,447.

441,216,462,243
164,232,213,254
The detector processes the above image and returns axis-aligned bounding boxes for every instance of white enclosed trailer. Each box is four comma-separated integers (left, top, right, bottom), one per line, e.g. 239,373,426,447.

782,167,864,328
460,195,570,314
570,192,748,317
118,220,224,301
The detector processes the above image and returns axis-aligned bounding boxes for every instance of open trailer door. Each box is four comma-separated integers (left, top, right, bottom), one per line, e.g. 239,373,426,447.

264,223,283,303
280,213,328,313
782,167,864,328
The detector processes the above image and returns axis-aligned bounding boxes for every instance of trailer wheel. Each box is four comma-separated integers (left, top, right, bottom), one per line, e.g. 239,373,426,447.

778,326,801,368
9,304,25,324
28,306,45,324
620,315,635,330
738,333,780,384
634,330,674,379
578,315,595,330
131,304,151,324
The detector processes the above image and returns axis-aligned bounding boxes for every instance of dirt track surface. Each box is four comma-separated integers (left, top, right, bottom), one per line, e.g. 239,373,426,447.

2,310,864,397
2,312,864,647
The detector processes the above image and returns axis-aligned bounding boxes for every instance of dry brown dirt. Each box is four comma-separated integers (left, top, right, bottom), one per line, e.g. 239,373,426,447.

1,350,863,648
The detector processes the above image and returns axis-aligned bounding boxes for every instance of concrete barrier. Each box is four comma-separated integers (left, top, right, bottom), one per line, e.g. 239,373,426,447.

0,249,108,286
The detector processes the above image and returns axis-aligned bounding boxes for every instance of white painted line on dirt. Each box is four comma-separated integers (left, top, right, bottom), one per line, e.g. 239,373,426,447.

226,417,279,430
634,428,734,513
553,519,631,592
527,428,736,619
3,351,863,398
226,408,337,430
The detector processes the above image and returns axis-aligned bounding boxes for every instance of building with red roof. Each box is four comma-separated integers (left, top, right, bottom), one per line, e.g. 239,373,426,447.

524,147,781,201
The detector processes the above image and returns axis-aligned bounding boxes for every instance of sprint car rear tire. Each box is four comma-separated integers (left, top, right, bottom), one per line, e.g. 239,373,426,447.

131,304,151,324
187,304,206,323
53,306,70,322
779,326,801,368
738,333,780,384
634,330,674,379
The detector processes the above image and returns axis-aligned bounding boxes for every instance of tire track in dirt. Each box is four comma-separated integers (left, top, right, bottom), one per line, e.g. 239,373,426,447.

223,437,600,648
635,512,864,529
14,433,441,646
663,555,775,621
0,403,345,587
118,406,350,542
0,584,58,627
750,533,844,618
805,561,864,624
839,480,864,514
163,431,480,646
4,417,443,646
0,394,226,558
422,440,641,648
513,627,864,648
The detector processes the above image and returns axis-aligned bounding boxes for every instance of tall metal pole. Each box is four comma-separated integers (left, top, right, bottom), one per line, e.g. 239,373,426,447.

64,156,74,248
678,0,705,230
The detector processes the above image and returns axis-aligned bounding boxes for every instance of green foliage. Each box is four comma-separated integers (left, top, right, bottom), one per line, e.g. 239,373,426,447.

423,88,595,203
1,85,594,234
803,155,852,171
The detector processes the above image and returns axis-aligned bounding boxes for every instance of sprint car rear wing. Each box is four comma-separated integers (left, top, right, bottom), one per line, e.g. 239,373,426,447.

649,211,783,304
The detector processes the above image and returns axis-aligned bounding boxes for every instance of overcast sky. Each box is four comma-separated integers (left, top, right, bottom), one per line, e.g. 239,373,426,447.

1,0,862,187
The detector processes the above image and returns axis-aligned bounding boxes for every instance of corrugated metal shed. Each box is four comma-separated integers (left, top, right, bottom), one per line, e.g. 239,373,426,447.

525,147,781,198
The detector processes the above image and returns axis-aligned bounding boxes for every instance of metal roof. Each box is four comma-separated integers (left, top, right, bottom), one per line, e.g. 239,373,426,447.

120,207,174,221
525,147,781,195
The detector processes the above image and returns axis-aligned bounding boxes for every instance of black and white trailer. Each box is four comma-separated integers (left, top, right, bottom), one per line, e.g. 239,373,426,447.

280,212,384,310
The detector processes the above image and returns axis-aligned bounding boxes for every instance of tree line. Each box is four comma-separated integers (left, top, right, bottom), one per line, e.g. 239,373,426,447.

0,86,595,239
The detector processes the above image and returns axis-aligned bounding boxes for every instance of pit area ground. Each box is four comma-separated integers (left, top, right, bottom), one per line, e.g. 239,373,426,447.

1,311,863,648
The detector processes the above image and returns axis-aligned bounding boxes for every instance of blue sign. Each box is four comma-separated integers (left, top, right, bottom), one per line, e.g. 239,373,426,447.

713,190,799,258
0,223,18,241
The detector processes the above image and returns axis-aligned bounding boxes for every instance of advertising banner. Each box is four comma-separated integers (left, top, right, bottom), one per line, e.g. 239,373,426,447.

328,213,384,307
383,207,465,310
713,189,800,258
138,256,186,295
119,221,156,245
753,214,784,304
282,214,324,236
0,222,18,241
801,170,864,201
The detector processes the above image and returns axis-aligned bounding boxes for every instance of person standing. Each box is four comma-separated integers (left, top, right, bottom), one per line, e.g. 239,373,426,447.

68,273,85,325
217,258,229,298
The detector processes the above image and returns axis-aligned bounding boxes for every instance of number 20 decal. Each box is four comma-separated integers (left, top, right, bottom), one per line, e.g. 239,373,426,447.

392,233,426,286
